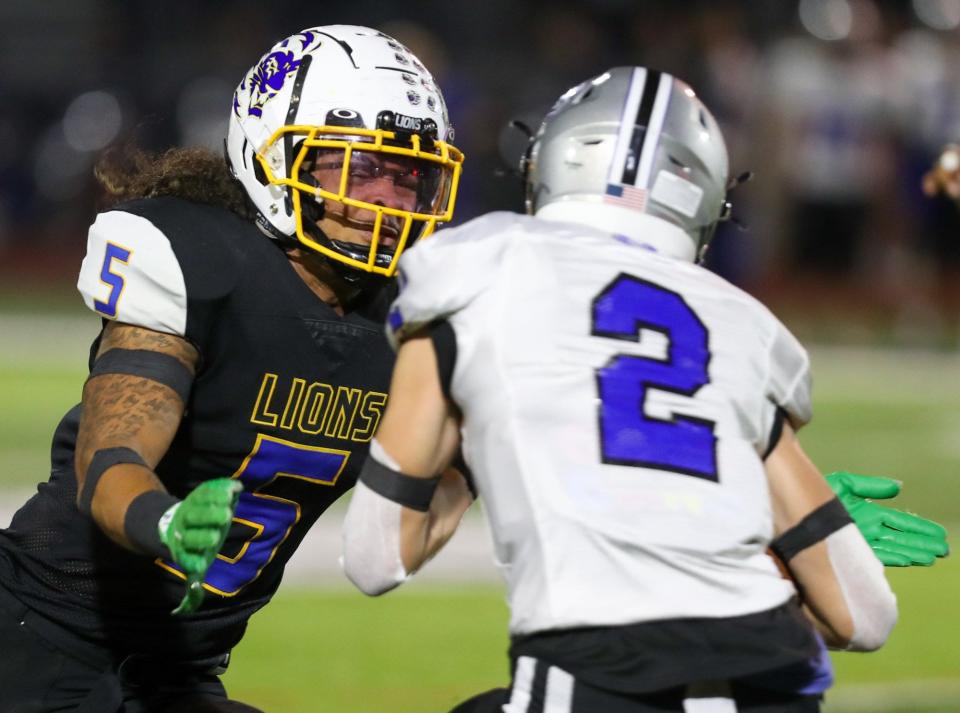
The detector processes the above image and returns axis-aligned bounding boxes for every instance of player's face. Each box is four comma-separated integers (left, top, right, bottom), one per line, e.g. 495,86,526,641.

306,150,432,248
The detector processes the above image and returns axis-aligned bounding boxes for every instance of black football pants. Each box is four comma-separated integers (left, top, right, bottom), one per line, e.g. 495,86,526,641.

450,658,822,713
0,585,261,713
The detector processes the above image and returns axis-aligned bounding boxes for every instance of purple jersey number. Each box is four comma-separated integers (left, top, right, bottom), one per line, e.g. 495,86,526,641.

592,273,718,480
159,434,349,595
94,242,132,318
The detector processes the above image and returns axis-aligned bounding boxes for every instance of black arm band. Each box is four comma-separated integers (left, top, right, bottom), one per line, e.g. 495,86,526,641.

763,407,788,461
124,490,179,559
359,455,441,512
89,348,194,403
427,319,457,400
78,446,148,514
770,498,853,563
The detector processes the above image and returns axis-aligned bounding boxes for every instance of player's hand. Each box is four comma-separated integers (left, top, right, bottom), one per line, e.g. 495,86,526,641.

826,471,949,567
158,478,243,615
921,144,960,201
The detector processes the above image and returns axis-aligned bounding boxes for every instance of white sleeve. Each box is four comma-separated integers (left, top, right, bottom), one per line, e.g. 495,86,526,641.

765,317,812,429
386,212,518,349
341,481,409,596
826,524,898,651
76,211,188,336
341,440,410,596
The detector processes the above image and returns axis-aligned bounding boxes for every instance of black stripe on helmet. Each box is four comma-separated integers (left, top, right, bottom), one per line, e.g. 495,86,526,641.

621,69,661,186
283,54,313,217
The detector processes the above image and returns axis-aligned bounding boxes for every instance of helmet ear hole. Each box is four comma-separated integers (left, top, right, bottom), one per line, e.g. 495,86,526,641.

252,156,269,186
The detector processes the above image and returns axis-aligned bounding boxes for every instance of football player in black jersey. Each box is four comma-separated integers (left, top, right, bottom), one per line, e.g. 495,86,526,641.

0,25,464,712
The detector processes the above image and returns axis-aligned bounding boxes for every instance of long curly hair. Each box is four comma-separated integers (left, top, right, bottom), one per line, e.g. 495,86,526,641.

94,142,255,220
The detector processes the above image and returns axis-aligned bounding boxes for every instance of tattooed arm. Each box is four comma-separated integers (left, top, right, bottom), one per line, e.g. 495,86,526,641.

74,322,198,552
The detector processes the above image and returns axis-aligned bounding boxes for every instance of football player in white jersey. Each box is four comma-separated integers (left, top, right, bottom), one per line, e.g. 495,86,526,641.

341,68,940,712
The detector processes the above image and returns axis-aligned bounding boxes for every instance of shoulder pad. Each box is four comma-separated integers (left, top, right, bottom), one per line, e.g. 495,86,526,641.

77,198,247,340
386,212,521,348
115,198,245,303
77,209,189,335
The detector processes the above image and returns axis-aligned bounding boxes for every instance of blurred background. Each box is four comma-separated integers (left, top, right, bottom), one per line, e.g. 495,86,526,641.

0,0,958,711
4,0,960,342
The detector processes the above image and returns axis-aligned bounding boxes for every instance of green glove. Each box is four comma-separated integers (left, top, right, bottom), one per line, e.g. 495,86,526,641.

826,471,949,567
159,478,243,615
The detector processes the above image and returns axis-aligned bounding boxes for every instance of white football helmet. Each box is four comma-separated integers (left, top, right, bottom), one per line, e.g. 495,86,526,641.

525,67,729,262
227,25,464,277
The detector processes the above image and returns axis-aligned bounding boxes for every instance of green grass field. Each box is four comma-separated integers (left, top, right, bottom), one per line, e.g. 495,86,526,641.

1,313,958,712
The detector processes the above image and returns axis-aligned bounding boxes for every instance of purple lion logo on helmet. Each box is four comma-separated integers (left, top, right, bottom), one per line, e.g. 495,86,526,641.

244,50,301,118
235,31,324,119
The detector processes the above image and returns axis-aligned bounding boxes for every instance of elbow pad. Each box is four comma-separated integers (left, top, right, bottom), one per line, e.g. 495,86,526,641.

827,524,899,651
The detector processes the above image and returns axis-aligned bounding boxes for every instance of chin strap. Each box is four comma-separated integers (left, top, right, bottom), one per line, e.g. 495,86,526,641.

327,255,390,295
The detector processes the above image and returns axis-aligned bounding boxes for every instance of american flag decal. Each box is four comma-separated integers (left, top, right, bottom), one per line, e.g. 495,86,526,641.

603,183,647,211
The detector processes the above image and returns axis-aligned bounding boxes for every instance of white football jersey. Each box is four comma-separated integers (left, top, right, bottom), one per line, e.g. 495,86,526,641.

389,212,812,635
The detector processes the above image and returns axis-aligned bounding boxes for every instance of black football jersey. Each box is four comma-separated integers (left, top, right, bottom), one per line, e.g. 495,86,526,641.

0,197,396,658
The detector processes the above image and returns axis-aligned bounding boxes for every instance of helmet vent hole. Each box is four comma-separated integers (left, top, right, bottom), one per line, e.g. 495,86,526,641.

699,109,708,128
581,139,603,146
252,157,269,186
667,155,690,174
570,85,593,105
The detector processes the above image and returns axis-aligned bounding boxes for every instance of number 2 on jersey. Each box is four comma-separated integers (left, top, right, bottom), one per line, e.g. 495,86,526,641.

592,273,718,480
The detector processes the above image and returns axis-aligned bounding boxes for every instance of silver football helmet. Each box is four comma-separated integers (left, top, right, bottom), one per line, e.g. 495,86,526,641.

226,25,463,277
525,67,729,261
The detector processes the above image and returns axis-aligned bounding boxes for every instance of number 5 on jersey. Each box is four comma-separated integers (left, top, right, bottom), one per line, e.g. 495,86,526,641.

158,435,350,596
94,242,132,318
592,273,718,481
